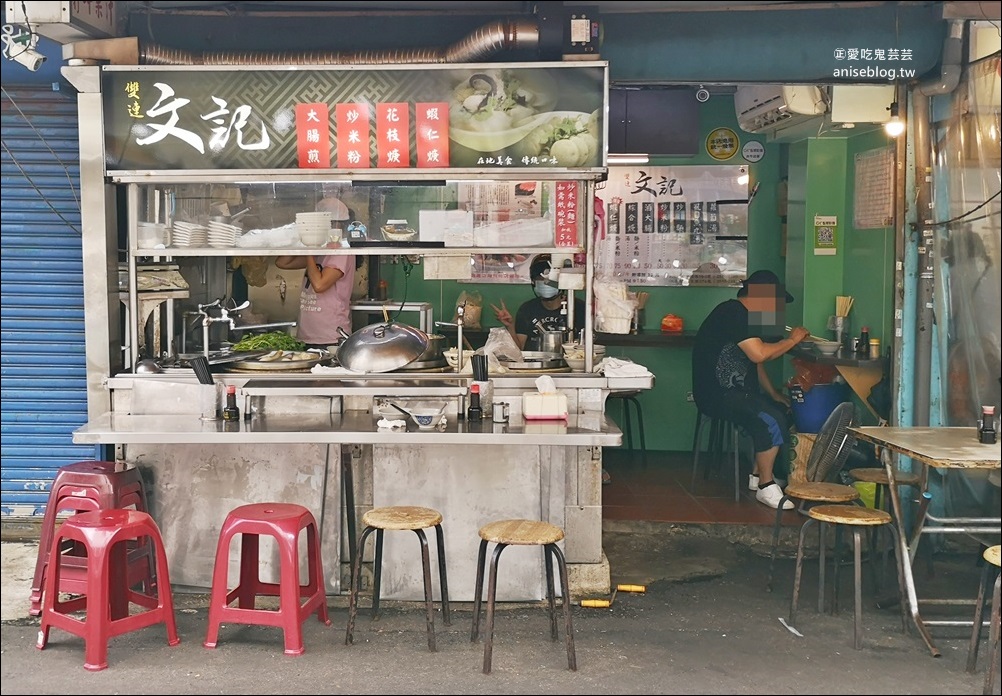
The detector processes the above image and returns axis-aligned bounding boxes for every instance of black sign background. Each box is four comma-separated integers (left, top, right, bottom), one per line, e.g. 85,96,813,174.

102,64,607,172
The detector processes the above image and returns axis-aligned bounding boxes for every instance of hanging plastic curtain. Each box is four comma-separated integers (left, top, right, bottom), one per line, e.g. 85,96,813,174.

930,53,1001,428
928,53,1001,524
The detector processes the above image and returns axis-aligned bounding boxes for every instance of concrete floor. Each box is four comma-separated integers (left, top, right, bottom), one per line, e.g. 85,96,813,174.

2,524,998,694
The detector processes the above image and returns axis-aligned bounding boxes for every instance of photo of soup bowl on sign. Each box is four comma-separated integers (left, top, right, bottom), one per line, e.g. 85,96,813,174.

447,69,558,152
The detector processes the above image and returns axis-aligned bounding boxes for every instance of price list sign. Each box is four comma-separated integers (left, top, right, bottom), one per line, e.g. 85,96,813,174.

594,165,749,286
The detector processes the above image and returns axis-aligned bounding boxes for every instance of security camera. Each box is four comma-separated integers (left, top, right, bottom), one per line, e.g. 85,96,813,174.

695,87,711,103
11,46,45,71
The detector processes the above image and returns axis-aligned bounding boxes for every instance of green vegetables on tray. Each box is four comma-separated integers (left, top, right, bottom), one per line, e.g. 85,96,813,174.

232,331,305,353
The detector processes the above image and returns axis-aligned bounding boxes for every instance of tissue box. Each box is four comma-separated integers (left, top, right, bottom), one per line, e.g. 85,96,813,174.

524,421,568,435
522,392,568,420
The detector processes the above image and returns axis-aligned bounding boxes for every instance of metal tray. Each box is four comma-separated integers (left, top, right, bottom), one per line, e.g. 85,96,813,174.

227,349,332,372
176,350,268,366
501,351,564,369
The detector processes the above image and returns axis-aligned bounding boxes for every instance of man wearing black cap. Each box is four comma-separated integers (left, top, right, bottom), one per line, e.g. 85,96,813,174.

692,270,810,509
490,254,586,351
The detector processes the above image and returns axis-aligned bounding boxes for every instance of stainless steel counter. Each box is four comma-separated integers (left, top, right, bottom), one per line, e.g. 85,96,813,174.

72,410,621,446
83,370,647,601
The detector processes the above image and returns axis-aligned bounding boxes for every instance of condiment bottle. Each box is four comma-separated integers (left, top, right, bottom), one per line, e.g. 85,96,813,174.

377,279,388,301
979,406,997,444
858,326,870,356
467,383,483,423
869,337,881,360
222,385,241,422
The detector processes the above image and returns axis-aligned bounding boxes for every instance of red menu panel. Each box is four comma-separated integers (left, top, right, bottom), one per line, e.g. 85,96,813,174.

295,103,330,169
375,102,410,168
415,102,450,168
335,103,371,169
555,181,580,247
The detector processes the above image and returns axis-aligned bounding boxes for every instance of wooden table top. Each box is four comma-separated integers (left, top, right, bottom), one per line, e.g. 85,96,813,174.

850,426,1000,469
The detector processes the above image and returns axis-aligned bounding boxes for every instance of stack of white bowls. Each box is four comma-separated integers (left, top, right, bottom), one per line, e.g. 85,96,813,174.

561,341,607,371
171,221,208,248
207,219,242,248
296,211,332,246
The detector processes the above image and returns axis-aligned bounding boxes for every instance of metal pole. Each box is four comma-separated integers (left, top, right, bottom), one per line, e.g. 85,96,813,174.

911,92,933,427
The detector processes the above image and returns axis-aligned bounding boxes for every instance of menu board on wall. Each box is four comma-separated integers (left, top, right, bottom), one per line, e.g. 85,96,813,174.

102,63,607,173
595,165,749,286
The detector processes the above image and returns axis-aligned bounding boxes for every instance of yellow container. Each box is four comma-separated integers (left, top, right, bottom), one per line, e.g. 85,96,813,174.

853,481,877,508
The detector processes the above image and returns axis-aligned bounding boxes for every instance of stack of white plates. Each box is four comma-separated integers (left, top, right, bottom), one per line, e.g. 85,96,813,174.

296,211,332,246
172,221,208,248
207,220,242,248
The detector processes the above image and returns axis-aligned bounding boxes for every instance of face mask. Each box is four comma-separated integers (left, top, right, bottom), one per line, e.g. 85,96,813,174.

534,281,560,299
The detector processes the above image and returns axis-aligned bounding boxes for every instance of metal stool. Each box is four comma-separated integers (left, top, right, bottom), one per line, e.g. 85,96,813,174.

608,390,646,466
30,461,154,617
471,518,576,674
203,503,331,656
967,544,1001,695
690,411,742,502
35,509,179,671
345,505,451,652
789,504,908,650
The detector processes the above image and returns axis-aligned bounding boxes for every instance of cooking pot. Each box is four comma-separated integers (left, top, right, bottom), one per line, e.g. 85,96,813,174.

336,322,429,373
537,329,565,355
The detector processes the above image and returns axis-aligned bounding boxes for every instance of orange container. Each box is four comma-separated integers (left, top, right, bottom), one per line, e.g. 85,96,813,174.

661,314,684,333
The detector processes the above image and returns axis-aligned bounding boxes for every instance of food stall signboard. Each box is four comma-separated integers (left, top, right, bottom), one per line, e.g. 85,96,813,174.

102,63,607,173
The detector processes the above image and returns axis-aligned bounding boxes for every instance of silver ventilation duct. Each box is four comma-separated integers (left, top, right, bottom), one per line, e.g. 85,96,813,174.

141,18,540,65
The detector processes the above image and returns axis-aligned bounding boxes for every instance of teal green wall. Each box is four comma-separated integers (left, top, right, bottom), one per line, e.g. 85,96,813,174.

843,130,896,357
800,138,850,338
784,130,897,426
377,94,787,451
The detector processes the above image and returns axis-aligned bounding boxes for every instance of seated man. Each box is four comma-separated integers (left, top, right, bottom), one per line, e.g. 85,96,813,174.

691,270,809,509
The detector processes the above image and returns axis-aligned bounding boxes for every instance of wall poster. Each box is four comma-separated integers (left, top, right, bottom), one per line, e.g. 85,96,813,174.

594,165,749,286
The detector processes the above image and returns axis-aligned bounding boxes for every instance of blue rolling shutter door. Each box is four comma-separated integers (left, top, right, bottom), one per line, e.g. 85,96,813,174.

1,86,96,518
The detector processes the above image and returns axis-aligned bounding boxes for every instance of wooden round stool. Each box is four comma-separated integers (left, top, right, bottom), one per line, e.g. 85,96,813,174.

967,544,1001,695
471,519,576,674
767,481,861,593
35,509,179,671
345,505,451,653
203,503,330,656
789,504,908,650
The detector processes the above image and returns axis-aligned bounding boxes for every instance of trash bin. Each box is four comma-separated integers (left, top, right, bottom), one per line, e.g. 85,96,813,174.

789,382,850,434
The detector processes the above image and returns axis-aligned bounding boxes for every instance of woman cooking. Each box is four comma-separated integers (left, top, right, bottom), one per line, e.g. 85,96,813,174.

275,197,355,350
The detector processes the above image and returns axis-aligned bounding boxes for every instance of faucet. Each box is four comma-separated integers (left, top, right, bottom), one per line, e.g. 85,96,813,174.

455,301,466,373
197,299,250,358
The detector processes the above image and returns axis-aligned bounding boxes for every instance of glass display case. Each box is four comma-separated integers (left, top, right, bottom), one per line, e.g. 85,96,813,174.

126,179,589,257
120,178,596,369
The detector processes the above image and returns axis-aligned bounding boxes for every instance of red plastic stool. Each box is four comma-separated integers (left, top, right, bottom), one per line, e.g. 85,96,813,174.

35,509,179,671
30,461,154,617
203,503,331,656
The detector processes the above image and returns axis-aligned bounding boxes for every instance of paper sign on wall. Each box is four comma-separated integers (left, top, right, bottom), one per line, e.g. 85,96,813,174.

814,215,838,256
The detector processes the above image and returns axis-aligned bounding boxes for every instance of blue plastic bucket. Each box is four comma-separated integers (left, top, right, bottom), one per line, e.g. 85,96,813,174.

789,382,850,434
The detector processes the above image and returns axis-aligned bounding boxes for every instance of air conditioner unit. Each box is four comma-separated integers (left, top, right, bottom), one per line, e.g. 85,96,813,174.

734,85,827,134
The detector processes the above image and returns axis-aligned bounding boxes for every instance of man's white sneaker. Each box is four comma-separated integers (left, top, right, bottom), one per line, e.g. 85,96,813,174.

748,474,759,491
755,484,794,510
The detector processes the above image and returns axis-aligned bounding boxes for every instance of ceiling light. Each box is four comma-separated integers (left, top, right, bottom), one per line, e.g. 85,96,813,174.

884,102,905,137
608,153,649,166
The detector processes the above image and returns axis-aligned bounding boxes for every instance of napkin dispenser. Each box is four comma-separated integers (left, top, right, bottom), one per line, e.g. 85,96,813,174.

522,393,568,421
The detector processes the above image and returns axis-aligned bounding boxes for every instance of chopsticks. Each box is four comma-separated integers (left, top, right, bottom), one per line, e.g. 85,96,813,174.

786,326,828,342
836,295,854,317
189,355,215,385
